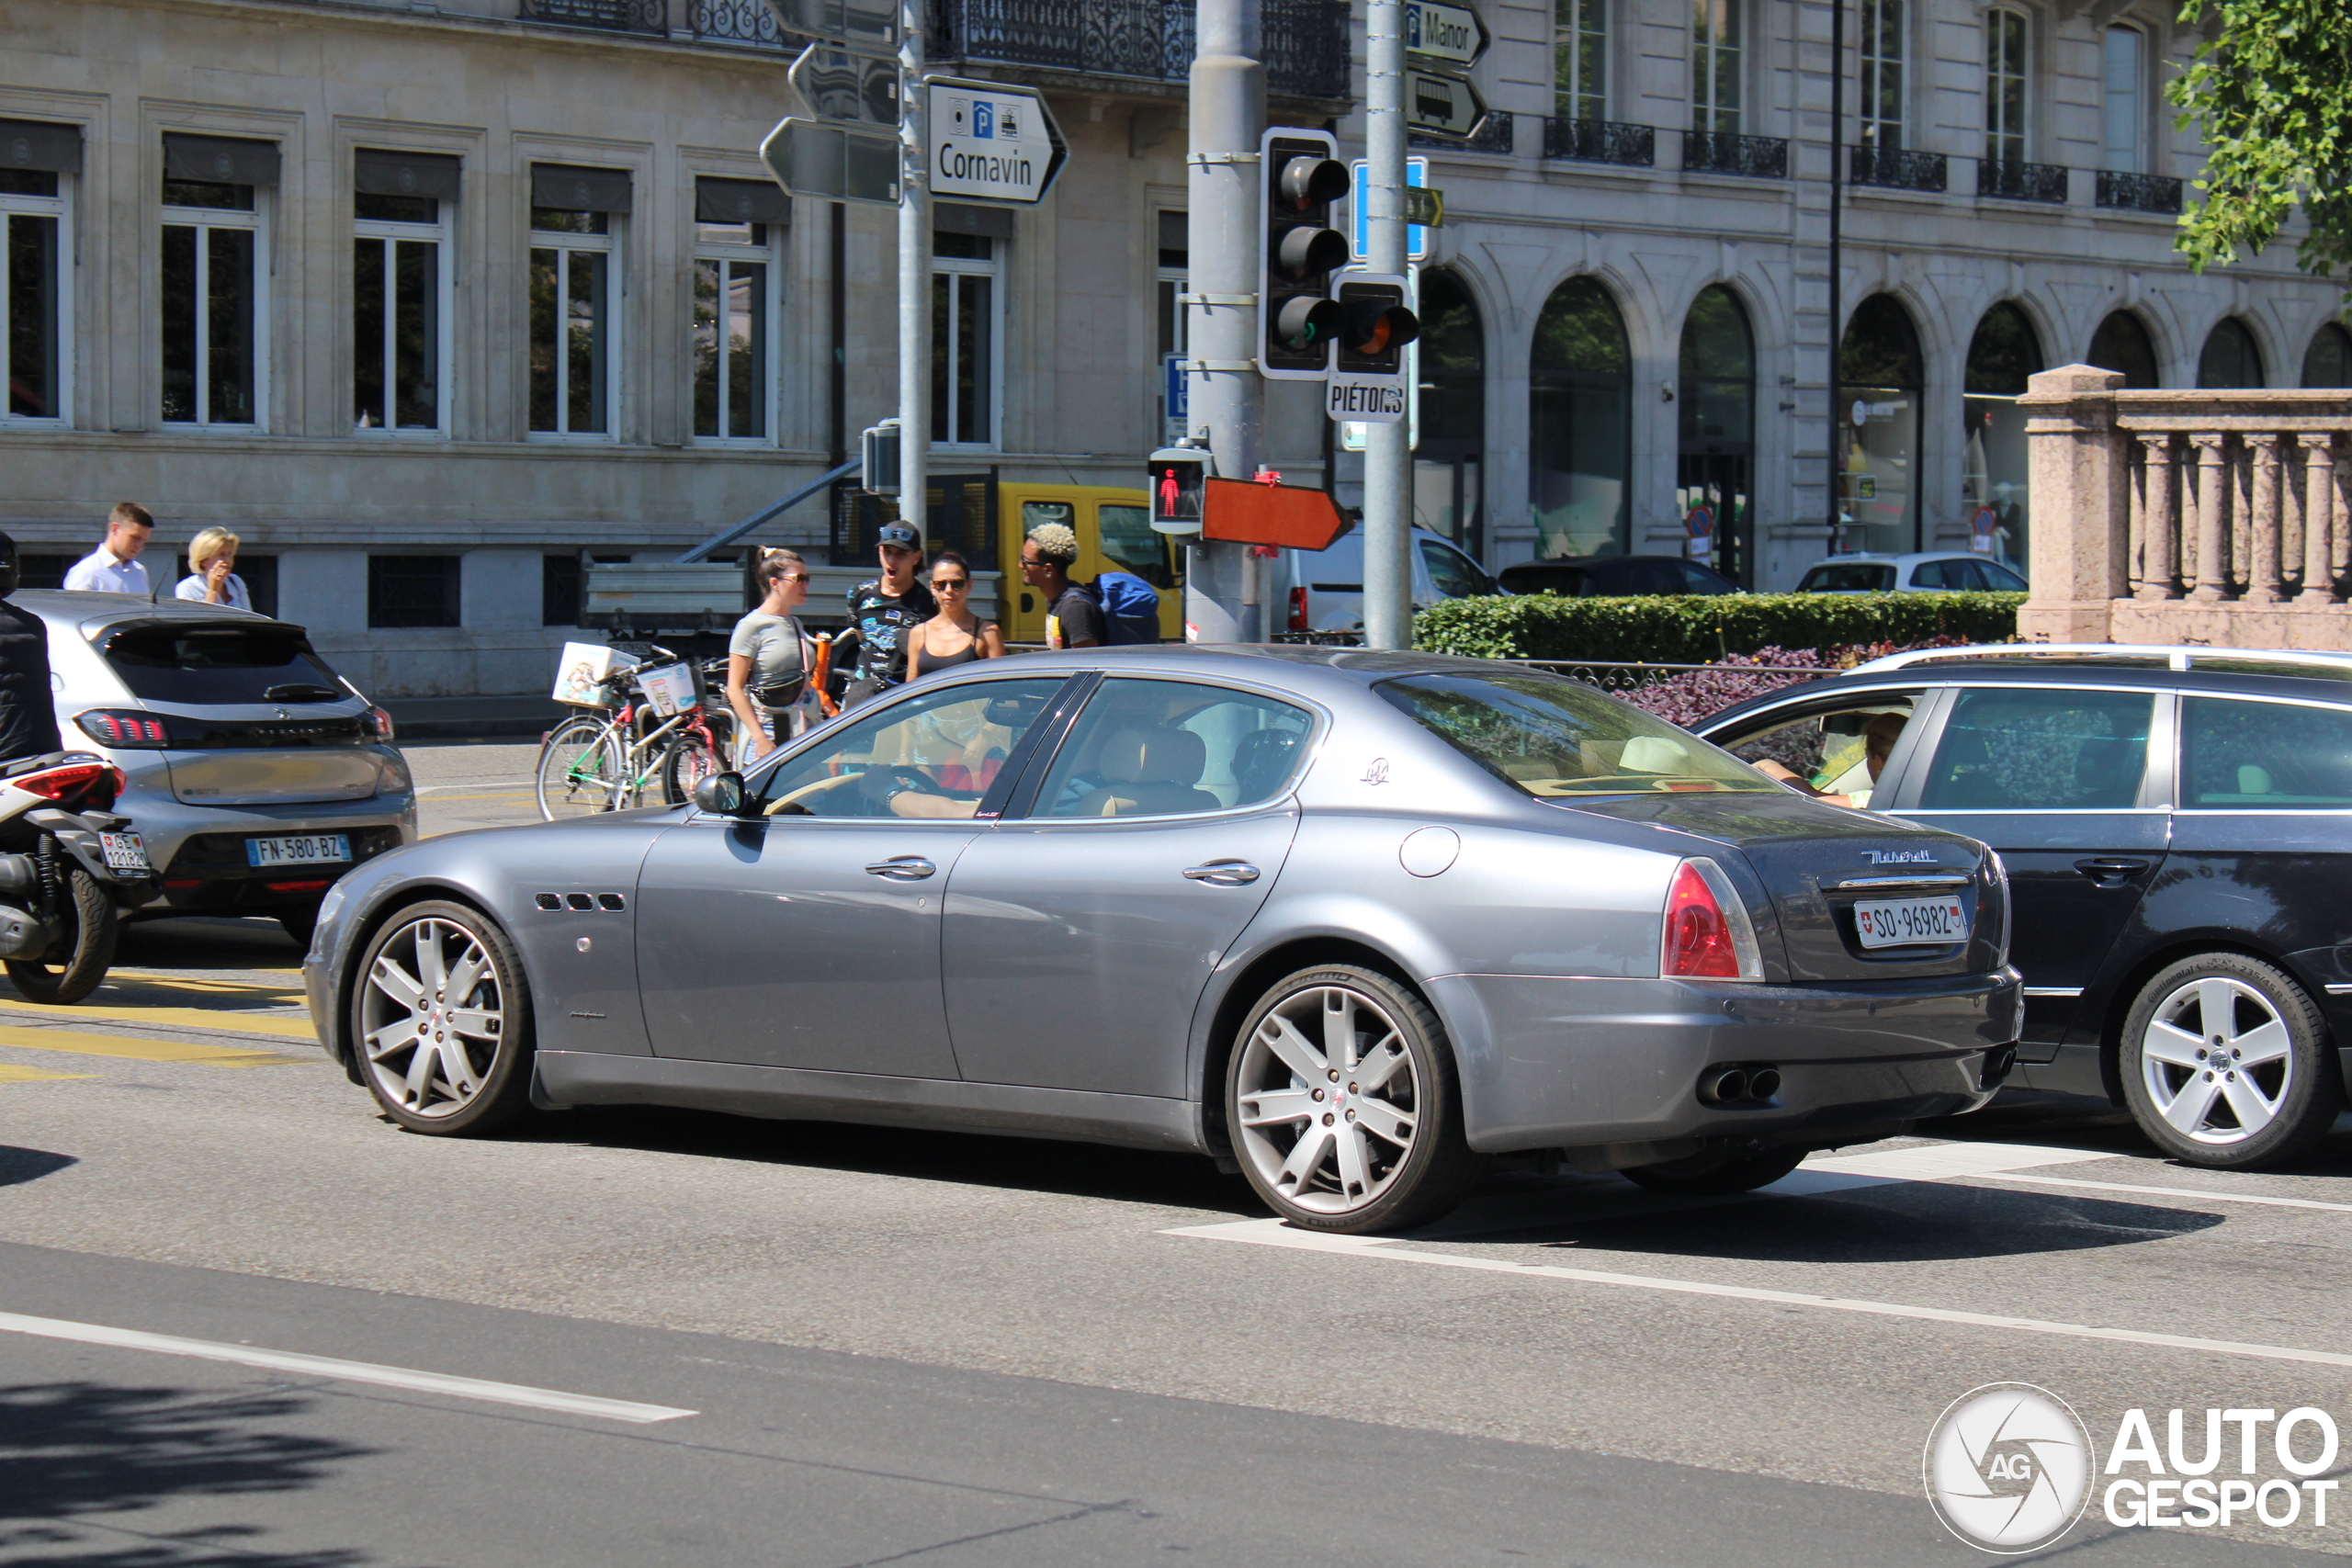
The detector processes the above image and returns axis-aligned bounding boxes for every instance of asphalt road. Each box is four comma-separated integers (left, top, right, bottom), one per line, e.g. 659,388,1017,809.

0,742,2347,1563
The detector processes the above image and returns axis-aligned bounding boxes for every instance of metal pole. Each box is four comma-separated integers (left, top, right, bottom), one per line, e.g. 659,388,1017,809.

1184,0,1263,643
1360,0,1410,650
1826,0,1844,548
899,0,931,543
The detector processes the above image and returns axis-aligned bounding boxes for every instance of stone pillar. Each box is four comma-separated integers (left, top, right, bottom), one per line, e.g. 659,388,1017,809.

2190,432,2230,603
2135,433,2179,600
2017,365,2127,642
2301,434,2338,604
2246,433,2284,604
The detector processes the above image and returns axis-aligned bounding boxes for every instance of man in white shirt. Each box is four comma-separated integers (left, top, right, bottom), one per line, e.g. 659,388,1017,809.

62,502,154,597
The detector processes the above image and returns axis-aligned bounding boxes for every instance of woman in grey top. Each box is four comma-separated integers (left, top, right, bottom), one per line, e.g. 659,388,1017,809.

726,549,812,761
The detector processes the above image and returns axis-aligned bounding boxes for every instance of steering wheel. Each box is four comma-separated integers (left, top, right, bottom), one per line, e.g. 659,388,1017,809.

878,765,950,797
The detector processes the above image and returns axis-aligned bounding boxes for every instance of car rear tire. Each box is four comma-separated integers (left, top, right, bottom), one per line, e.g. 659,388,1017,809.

1227,964,1482,1234
2119,953,2337,1168
1621,1145,1806,1196
350,900,535,1136
4,863,118,1005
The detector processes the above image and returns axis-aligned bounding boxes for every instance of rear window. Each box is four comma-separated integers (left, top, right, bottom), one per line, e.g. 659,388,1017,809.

1375,671,1778,797
1799,562,1895,592
104,625,343,706
2182,697,2352,808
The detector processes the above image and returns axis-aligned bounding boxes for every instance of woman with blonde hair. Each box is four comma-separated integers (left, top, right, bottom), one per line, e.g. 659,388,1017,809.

175,527,252,611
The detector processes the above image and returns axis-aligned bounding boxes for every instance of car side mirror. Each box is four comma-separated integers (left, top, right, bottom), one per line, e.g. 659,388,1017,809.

692,771,749,817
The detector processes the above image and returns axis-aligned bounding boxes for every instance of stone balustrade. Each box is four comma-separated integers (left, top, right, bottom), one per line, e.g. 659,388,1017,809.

2018,366,2352,649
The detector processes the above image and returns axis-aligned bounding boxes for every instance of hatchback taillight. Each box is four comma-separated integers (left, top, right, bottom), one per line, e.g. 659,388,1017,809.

1287,586,1308,632
1661,858,1763,981
367,705,396,742
77,710,171,749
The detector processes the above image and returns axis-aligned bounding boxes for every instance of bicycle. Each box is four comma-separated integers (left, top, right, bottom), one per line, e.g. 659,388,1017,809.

535,648,735,820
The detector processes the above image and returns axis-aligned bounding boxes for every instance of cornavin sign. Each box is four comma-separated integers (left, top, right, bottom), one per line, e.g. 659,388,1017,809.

926,79,1068,206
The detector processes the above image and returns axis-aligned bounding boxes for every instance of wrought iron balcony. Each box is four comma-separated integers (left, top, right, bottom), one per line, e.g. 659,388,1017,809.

1412,113,1513,155
1849,145,1948,194
927,0,1350,100
1682,130,1788,179
693,0,790,44
2096,169,2183,215
518,0,666,33
1976,157,2068,204
1540,118,1654,168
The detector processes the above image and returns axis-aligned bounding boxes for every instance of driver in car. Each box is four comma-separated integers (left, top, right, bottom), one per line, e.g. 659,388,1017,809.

1751,706,1907,808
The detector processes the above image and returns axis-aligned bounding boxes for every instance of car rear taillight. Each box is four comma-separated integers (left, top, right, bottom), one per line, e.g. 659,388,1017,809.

12,761,125,804
1661,858,1763,981
367,705,396,742
76,710,171,748
1287,586,1308,632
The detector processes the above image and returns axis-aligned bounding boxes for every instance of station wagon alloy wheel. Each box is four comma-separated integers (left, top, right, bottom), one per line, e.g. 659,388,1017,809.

2120,953,2337,1168
353,901,536,1135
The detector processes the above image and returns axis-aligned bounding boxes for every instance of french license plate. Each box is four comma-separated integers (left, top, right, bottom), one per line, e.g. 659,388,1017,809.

246,833,351,869
1854,896,1967,949
98,832,150,874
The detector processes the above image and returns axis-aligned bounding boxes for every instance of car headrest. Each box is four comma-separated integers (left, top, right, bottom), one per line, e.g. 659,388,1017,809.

1100,728,1206,787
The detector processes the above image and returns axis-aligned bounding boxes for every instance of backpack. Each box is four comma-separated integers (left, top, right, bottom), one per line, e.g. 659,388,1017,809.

1092,571,1161,646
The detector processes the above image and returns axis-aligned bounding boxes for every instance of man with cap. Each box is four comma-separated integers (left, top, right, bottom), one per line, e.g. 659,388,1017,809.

838,521,937,709
0,533,62,763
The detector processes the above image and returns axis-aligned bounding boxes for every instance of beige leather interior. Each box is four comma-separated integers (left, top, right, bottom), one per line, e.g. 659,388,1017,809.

1080,727,1223,817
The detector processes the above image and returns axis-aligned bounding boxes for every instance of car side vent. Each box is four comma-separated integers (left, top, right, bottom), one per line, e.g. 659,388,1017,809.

596,893,626,911
535,893,562,911
564,893,594,911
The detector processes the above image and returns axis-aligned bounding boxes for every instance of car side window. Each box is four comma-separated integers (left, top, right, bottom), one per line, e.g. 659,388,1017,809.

750,677,1065,819
1800,562,1894,592
1981,559,2028,591
1917,688,2154,810
1678,560,1727,593
2182,697,2352,809
1419,540,1491,600
1028,677,1314,818
1911,559,1954,588
1721,697,1918,807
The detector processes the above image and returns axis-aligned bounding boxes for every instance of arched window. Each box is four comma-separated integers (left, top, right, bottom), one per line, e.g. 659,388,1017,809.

2303,323,2352,389
1838,294,1924,554
1530,276,1630,559
1677,286,1756,583
2197,318,2264,389
2087,310,2158,388
1415,269,1486,558
1963,301,2043,569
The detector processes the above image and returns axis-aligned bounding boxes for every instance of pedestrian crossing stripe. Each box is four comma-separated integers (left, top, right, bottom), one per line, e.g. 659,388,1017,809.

0,999,315,1040
0,1024,311,1067
0,1063,96,1082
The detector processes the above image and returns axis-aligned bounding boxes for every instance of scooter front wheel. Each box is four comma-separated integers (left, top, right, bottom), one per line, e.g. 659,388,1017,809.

6,862,119,1004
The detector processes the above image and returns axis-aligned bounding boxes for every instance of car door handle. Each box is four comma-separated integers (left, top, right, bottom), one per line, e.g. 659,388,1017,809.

1182,861,1261,886
865,857,937,880
2074,857,2149,886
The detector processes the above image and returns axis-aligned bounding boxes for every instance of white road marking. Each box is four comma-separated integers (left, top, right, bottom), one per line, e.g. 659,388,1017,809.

0,1310,697,1423
1162,1219,2352,1371
1971,1172,2352,1214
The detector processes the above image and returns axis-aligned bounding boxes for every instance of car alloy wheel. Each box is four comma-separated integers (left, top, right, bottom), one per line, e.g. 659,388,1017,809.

2120,953,2337,1168
353,901,535,1135
1227,964,1480,1233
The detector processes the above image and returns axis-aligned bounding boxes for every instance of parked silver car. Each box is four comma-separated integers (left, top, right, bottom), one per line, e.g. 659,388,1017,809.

24,590,416,942
304,647,2019,1233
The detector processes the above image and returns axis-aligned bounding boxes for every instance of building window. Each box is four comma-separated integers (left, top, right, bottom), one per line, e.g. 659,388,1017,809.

692,240,772,441
1860,0,1905,150
1530,276,1630,559
1417,269,1486,562
1984,9,2027,164
1677,286,1756,584
2101,26,2143,174
1838,294,1925,553
1556,0,1609,123
2087,310,2160,388
527,164,631,437
1963,301,2042,569
1155,210,1186,443
2197,318,2264,389
2302,323,2352,389
0,123,76,424
932,231,1001,448
368,555,461,629
354,151,458,434
161,136,278,428
1690,0,1742,134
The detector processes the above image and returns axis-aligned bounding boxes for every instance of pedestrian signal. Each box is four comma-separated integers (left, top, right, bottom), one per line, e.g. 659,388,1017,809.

1147,447,1208,535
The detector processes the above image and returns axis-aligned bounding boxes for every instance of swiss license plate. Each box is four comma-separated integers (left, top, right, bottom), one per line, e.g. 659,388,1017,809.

246,833,351,869
98,832,150,874
1854,895,1968,949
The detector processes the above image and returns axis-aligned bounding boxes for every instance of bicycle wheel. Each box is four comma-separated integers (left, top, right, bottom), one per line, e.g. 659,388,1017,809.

661,727,724,805
537,716,624,820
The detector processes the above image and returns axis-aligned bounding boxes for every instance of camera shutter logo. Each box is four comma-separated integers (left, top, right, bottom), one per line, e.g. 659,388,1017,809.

1924,1383,2091,1553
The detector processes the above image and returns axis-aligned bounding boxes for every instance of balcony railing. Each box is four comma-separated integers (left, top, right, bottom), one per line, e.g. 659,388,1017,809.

1683,130,1788,179
518,0,666,32
1849,145,1948,193
927,0,1349,99
1411,113,1512,155
693,0,791,44
1541,118,1654,167
2097,169,2184,215
1975,157,2067,204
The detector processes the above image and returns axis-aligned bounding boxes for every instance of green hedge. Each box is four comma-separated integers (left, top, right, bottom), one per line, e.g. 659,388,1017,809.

1413,592,2026,663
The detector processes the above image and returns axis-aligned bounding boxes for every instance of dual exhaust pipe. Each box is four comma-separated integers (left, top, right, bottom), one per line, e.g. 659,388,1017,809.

1697,1063,1781,1108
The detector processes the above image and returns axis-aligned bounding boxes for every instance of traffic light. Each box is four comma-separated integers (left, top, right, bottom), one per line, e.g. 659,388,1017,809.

1258,129,1350,379
1324,271,1419,425
1146,446,1207,534
860,418,901,494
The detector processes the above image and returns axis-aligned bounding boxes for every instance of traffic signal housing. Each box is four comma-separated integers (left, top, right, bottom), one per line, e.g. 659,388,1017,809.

1258,129,1350,379
1324,272,1419,425
1147,446,1207,534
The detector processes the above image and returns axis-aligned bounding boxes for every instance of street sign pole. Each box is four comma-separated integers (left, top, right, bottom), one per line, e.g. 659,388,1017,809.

1361,0,1412,650
898,0,929,543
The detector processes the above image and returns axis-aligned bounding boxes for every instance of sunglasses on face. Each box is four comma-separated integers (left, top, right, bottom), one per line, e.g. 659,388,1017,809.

933,578,969,591
776,572,809,584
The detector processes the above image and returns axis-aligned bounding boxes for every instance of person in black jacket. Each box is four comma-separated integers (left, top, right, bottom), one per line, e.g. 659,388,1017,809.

0,532,61,763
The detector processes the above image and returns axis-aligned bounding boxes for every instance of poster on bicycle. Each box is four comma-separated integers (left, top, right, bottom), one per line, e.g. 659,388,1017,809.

552,642,620,707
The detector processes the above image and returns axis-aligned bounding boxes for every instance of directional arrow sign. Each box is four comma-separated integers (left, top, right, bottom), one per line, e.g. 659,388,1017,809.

1403,0,1487,71
760,118,900,208
927,77,1068,205
766,0,897,49
790,43,901,129
1404,70,1489,141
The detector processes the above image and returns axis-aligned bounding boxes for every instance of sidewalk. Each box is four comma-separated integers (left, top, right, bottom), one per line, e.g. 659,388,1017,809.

381,694,567,742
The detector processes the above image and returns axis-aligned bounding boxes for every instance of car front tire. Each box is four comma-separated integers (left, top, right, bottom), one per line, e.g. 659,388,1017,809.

2118,953,2338,1168
1226,964,1482,1234
349,899,536,1135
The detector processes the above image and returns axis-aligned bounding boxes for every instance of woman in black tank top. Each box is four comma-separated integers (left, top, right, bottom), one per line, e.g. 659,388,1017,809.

908,551,1005,679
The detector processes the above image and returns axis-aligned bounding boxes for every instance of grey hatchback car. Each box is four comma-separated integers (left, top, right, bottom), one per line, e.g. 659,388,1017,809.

305,647,2019,1233
24,590,416,941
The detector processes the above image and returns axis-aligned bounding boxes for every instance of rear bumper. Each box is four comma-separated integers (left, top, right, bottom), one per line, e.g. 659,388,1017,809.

1429,969,2022,1156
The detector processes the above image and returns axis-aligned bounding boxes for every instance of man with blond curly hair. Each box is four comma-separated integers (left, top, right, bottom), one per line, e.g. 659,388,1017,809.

1018,521,1102,650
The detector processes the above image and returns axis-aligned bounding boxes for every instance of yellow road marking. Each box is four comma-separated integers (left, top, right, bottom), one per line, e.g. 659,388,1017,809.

0,1001,314,1040
0,1024,311,1067
105,972,305,1001
0,1063,96,1083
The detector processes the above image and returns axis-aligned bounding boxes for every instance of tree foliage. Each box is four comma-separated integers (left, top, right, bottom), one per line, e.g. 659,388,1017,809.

2170,0,2352,283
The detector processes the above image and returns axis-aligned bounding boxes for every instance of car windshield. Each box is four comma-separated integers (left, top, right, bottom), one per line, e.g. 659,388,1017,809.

1374,671,1779,797
1800,562,1894,592
104,624,343,705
